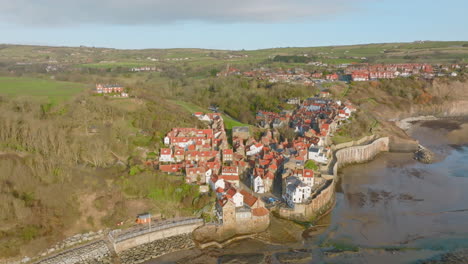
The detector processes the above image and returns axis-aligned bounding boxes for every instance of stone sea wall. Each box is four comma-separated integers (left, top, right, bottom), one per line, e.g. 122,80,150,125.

193,215,270,246
278,176,335,221
279,137,390,221
333,137,390,175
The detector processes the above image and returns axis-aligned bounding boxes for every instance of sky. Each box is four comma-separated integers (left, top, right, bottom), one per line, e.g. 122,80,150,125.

0,0,467,50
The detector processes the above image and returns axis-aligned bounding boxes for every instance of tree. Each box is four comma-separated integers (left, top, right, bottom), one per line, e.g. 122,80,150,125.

278,126,296,142
305,160,319,171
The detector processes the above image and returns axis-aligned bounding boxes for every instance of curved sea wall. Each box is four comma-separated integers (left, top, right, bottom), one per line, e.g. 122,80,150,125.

279,137,390,221
333,137,390,175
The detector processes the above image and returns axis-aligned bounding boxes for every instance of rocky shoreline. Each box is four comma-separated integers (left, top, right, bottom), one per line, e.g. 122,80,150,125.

414,145,435,163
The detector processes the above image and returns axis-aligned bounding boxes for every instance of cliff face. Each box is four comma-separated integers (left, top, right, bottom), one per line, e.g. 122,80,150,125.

406,100,468,118
403,80,468,118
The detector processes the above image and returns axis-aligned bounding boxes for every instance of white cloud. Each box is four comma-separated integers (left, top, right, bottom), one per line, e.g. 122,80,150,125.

0,0,367,26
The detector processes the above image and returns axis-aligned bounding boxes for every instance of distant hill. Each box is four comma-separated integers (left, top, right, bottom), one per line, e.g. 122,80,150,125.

1,41,467,69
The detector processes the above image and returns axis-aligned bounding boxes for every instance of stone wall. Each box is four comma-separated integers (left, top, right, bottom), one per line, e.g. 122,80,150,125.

118,234,194,264
33,240,112,264
193,214,270,244
111,219,203,253
20,218,203,264
278,178,335,221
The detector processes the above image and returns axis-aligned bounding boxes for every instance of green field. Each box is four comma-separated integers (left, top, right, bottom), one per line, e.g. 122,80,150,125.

170,100,249,129
0,77,86,102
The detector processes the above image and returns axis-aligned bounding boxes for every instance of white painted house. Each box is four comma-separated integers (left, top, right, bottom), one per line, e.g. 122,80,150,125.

283,176,311,208
195,113,212,122
204,169,213,185
308,147,328,164
254,176,265,194
159,148,174,163
210,178,226,191
246,143,263,156
231,191,244,207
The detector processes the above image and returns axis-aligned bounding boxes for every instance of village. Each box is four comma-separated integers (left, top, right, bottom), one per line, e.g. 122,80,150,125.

217,62,465,86
91,60,460,231
151,93,356,232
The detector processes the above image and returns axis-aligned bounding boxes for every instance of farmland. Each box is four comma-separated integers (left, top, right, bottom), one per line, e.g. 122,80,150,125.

0,76,87,102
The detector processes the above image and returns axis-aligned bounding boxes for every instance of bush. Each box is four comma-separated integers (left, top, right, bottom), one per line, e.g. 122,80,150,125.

129,166,142,176
21,225,39,241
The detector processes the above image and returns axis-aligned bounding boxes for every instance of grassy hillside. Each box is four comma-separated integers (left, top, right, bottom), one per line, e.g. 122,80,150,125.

171,100,249,129
0,80,210,258
0,77,86,102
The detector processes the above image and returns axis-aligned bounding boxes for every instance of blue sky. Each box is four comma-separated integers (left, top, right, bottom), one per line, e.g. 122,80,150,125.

1,0,467,50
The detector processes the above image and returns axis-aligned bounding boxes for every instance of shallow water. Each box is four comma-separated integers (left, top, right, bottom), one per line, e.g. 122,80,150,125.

148,119,468,263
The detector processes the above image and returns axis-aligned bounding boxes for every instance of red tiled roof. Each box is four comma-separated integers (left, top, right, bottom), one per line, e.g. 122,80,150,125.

220,175,239,181
225,188,237,198
269,163,278,171
252,207,269,217
303,169,314,178
161,148,171,155
240,190,258,207
223,149,234,155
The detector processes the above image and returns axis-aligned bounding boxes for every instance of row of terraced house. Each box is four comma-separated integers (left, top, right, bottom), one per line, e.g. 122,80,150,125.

217,63,465,85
